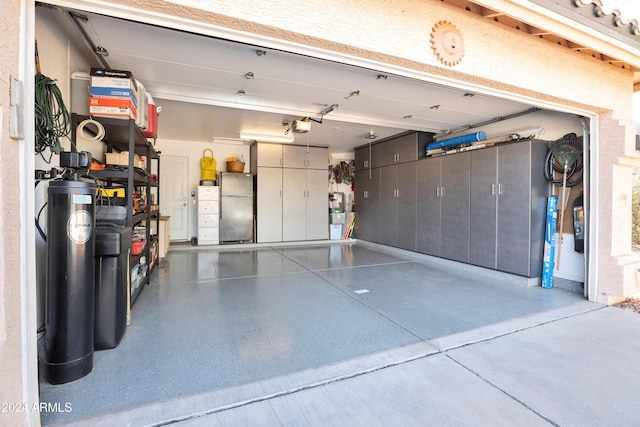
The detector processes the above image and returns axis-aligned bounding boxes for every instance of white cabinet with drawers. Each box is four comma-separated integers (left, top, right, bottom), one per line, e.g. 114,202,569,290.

198,185,219,245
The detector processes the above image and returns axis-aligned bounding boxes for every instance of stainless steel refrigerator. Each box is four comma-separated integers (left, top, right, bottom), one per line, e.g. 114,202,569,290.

218,172,254,243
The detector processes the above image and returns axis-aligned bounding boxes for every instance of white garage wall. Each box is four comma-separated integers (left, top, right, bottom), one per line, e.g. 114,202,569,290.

154,138,251,241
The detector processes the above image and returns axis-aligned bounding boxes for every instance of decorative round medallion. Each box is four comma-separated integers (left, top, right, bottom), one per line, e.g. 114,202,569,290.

430,21,465,66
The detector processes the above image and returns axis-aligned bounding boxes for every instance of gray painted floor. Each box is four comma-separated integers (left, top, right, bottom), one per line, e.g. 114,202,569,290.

38,242,631,426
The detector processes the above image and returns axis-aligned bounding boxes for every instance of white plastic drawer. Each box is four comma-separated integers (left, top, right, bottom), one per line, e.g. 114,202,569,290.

198,214,219,228
198,200,219,214
198,186,219,201
198,227,219,241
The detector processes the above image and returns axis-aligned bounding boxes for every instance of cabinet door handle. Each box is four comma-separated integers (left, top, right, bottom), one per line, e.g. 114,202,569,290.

436,187,440,197
396,189,400,198
364,160,369,168
440,187,444,197
498,183,503,195
491,184,495,195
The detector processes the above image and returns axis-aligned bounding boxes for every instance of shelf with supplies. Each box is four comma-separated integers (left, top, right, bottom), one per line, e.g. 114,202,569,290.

90,168,157,186
71,113,161,310
72,114,160,159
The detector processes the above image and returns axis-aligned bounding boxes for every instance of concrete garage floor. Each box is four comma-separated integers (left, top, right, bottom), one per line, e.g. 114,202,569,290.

38,242,640,426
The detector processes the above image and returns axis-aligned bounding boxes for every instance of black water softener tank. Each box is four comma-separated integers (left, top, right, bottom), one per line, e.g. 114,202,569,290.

45,180,96,384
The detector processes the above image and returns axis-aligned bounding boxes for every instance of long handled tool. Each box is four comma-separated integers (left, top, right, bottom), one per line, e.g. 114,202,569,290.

547,133,582,270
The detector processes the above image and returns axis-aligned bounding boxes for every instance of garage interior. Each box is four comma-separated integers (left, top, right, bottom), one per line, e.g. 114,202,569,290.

33,2,592,424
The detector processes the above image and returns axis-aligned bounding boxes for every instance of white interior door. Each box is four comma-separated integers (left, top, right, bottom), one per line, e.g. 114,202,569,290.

160,155,189,241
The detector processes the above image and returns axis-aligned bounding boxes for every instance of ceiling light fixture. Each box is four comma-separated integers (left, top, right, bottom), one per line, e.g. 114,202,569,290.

292,118,311,133
403,114,413,119
320,104,338,116
365,131,377,140
344,90,360,99
237,89,246,96
256,49,267,56
308,104,339,124
244,71,254,79
376,74,388,80
240,133,295,143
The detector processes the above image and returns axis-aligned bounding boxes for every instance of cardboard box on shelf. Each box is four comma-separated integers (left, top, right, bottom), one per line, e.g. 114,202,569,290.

90,67,137,90
105,151,144,168
89,97,137,120
90,86,138,107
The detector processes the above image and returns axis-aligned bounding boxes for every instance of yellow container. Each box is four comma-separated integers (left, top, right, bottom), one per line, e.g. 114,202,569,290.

97,188,125,197
200,149,217,180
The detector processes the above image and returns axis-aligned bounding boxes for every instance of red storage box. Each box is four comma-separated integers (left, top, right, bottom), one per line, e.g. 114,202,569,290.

142,94,160,139
131,239,146,256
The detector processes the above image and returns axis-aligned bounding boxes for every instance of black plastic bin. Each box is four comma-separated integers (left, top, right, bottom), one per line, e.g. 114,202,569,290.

94,223,131,350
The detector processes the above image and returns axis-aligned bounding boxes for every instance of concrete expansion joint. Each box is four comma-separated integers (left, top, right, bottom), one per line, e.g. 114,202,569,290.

154,351,437,426
432,304,606,353
444,353,561,427
156,306,606,426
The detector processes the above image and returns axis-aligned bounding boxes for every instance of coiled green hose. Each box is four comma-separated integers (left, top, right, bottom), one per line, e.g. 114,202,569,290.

35,72,70,161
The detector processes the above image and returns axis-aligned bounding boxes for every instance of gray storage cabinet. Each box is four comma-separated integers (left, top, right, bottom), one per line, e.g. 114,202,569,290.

379,162,417,251
354,144,380,171
417,154,470,263
469,140,548,276
379,132,421,166
354,131,429,246
354,169,380,243
359,135,547,278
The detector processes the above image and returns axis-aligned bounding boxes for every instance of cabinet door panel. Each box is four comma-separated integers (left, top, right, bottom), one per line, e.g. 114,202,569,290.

354,170,368,238
307,146,329,170
354,169,380,242
256,143,282,167
306,169,329,240
282,168,307,241
469,148,498,269
417,157,441,256
283,145,307,168
396,162,417,251
379,165,398,246
355,147,370,171
394,133,419,164
256,167,283,242
497,143,532,275
440,153,470,263
380,141,398,167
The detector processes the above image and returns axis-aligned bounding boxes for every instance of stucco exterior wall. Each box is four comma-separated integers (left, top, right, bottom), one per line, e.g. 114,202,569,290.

0,0,27,426
111,0,634,115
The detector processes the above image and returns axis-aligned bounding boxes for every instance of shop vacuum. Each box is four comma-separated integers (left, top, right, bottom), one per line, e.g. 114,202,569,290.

44,152,97,384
